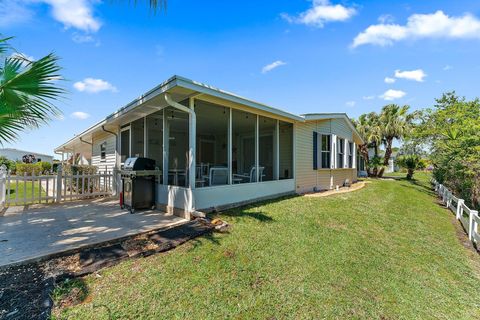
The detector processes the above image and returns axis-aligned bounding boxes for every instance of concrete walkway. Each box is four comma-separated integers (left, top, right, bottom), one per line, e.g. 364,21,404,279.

0,198,187,267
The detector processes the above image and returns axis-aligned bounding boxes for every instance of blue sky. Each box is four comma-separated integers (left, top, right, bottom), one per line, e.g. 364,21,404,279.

2,0,480,157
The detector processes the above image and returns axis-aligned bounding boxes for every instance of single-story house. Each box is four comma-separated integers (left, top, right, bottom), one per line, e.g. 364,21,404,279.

0,148,54,164
55,75,364,218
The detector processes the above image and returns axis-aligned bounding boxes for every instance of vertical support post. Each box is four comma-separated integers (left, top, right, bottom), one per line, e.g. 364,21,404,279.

456,199,464,220
228,108,232,185
255,114,259,182
56,165,62,203
163,109,169,185
468,209,476,241
144,116,147,157
274,120,279,180
344,139,348,168
352,142,356,169
188,97,196,191
0,165,6,208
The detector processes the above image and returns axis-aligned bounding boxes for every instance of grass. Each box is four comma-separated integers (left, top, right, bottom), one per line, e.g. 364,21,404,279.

7,181,46,204
54,176,480,319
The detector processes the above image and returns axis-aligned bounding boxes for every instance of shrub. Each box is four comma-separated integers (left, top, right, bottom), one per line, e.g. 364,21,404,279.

16,163,43,176
0,156,16,171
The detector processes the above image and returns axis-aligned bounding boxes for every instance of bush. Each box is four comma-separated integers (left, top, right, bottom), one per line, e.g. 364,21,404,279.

16,163,43,176
0,156,16,171
38,161,52,174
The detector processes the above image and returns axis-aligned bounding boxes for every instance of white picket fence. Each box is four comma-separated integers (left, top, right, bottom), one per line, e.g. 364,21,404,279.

433,179,480,245
0,165,117,208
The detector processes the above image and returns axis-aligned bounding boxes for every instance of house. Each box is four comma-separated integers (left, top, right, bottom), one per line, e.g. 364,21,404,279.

55,76,364,218
0,148,54,164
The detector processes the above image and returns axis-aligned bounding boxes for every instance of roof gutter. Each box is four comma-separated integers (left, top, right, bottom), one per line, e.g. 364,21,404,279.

101,125,118,139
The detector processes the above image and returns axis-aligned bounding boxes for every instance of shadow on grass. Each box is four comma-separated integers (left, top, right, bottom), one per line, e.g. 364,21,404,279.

217,194,300,223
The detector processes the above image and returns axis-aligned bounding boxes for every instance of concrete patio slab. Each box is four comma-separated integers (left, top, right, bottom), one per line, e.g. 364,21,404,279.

0,198,187,267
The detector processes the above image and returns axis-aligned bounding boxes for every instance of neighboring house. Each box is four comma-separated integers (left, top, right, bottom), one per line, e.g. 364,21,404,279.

55,75,364,218
0,148,54,164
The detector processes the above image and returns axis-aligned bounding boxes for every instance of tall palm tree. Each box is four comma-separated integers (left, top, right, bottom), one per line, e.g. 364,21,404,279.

379,104,412,172
0,37,64,144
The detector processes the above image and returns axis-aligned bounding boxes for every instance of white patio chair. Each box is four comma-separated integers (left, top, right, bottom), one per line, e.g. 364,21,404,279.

209,167,228,186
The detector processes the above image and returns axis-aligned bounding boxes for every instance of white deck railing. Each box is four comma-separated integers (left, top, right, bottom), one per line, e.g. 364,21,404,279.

0,165,116,208
432,179,479,245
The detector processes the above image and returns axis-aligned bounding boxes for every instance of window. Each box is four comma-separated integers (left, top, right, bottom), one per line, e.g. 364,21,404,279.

320,134,331,169
337,137,344,168
100,142,106,161
348,141,353,168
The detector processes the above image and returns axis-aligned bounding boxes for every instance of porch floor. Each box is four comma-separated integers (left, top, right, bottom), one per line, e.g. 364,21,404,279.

0,198,187,267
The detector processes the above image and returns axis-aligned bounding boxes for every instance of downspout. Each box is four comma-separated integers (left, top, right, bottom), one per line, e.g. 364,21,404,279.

79,137,92,145
164,93,196,216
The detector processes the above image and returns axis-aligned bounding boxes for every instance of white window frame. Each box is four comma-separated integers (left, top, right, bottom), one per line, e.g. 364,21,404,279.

319,134,332,169
347,141,354,168
100,141,107,162
337,137,345,169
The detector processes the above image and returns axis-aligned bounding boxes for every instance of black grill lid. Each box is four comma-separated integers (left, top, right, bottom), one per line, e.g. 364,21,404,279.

124,157,156,170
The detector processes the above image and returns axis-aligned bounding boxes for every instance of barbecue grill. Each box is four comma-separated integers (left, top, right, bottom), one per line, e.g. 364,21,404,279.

120,157,160,214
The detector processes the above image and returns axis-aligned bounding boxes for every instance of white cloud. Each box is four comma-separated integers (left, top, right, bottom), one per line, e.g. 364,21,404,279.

2,1,101,32
0,0,34,27
261,60,287,74
394,69,426,82
352,10,480,47
378,14,394,24
384,77,396,84
362,95,375,100
345,101,356,107
73,78,117,93
443,65,453,71
72,33,95,43
70,111,90,120
44,0,101,33
282,0,356,28
379,89,406,101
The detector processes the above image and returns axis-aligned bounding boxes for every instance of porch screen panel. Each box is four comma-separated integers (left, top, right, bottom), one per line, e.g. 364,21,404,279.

146,111,163,171
232,109,256,184
131,118,144,157
166,106,189,187
195,101,229,188
120,129,130,163
279,121,293,179
259,116,276,181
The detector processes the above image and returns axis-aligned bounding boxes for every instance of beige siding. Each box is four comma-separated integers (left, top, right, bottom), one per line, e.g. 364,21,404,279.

295,118,357,194
92,131,117,172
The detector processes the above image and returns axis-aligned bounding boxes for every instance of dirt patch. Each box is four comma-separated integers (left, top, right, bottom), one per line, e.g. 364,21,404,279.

304,181,368,198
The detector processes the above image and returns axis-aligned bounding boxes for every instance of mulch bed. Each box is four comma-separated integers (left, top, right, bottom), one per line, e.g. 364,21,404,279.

0,219,215,320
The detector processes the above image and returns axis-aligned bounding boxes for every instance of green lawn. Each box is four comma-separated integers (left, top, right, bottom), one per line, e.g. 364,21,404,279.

7,181,46,204
55,176,480,319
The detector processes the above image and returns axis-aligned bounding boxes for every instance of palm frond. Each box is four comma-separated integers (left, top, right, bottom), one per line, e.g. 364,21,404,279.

0,48,64,144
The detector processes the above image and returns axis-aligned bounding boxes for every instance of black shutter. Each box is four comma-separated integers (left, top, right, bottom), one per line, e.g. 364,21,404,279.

313,131,318,170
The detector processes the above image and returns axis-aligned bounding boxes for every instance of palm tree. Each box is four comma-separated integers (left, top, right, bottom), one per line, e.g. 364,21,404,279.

354,112,383,176
0,37,63,144
378,104,413,176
